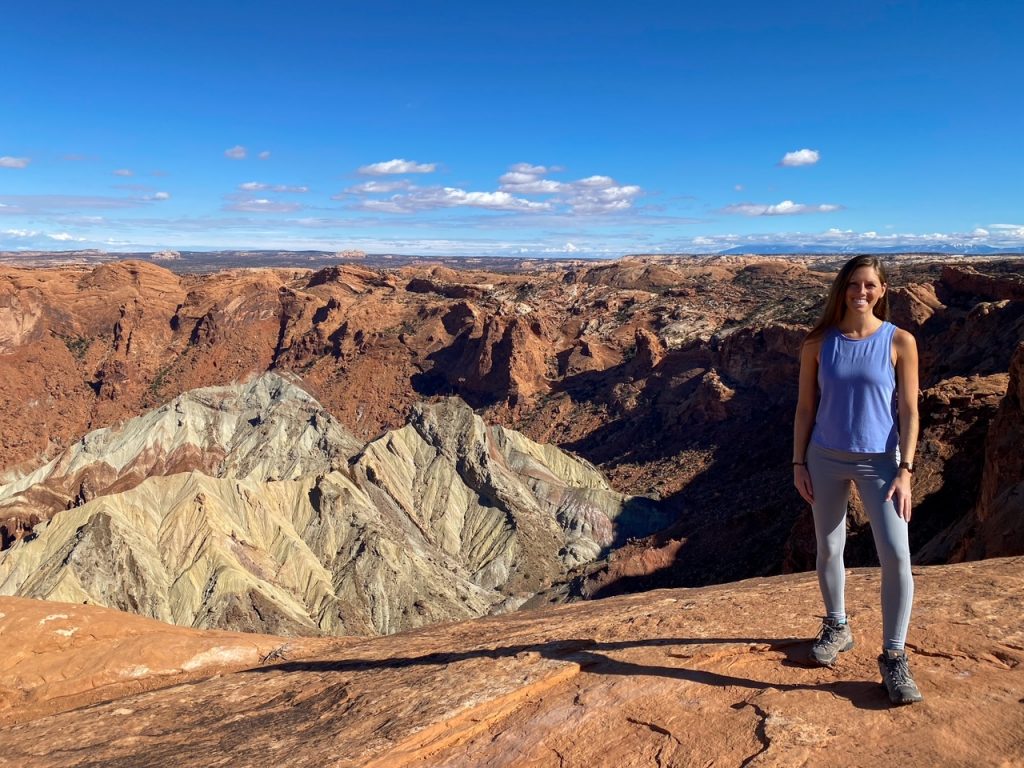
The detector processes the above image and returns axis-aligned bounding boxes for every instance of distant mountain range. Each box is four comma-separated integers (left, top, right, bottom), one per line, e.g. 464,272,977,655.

715,243,1024,256
4,244,1024,269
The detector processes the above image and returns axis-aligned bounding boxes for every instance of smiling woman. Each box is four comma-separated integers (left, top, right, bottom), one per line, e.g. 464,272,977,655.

792,254,923,706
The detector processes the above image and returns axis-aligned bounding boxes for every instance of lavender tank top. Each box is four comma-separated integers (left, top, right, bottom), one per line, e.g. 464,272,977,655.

811,321,899,453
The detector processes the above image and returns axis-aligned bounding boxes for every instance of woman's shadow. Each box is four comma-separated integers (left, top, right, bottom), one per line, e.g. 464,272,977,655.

256,635,892,711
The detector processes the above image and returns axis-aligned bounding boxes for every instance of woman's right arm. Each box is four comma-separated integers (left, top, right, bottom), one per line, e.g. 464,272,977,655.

793,339,820,505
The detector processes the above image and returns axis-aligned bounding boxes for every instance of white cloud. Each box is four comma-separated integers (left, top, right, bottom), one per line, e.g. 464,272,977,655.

224,145,247,160
496,163,644,214
47,232,87,242
258,150,271,160
3,228,38,237
338,180,413,197
224,197,302,213
575,175,615,188
150,192,171,201
238,181,309,193
113,168,134,177
990,223,1024,237
345,161,645,217
507,163,550,175
361,186,551,213
498,164,566,195
0,156,31,169
499,177,564,194
541,242,580,253
358,158,437,175
721,200,841,216
780,148,821,167
972,227,990,236
734,184,744,191
564,178,642,214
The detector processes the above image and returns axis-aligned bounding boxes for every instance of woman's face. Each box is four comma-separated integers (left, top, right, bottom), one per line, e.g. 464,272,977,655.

844,265,886,316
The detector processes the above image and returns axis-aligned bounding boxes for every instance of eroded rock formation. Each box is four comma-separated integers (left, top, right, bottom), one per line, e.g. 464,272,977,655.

0,376,661,636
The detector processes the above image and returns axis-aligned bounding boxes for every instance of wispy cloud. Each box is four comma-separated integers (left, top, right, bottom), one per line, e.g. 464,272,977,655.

2,228,38,238
258,150,271,160
780,148,820,167
224,145,247,160
47,232,87,242
990,223,1024,236
358,158,437,175
336,179,414,197
671,225,1024,254
0,156,31,169
113,168,134,177
0,194,148,214
720,200,841,216
223,197,302,213
148,192,171,201
238,181,309,193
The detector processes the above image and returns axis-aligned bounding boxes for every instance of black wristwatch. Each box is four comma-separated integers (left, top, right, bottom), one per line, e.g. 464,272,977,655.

899,461,914,474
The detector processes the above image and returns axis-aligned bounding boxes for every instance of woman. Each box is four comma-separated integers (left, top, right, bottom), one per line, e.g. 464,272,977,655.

792,254,923,705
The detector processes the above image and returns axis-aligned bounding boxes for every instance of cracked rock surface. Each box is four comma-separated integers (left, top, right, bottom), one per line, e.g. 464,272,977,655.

1,556,1021,767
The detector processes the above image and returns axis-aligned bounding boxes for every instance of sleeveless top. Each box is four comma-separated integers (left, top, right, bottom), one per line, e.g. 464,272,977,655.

811,321,899,453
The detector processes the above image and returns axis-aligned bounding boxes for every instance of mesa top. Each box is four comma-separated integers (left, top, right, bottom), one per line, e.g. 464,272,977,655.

811,321,899,453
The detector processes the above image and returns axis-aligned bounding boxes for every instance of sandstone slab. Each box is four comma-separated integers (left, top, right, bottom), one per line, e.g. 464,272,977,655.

0,558,1020,767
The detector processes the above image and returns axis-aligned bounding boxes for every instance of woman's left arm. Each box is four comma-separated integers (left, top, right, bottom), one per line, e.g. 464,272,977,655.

887,328,920,521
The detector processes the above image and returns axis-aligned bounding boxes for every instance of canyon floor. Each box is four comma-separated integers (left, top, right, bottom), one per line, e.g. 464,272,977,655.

2,556,1022,767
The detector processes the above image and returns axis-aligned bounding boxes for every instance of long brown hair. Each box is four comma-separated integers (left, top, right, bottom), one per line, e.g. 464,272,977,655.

805,255,890,344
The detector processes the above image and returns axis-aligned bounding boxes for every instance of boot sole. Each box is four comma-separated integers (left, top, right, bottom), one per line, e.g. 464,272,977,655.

879,680,924,705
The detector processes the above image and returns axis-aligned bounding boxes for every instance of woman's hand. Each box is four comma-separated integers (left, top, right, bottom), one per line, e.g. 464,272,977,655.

886,471,913,522
794,464,814,505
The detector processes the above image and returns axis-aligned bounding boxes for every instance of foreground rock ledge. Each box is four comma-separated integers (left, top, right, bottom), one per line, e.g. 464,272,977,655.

1,558,1022,767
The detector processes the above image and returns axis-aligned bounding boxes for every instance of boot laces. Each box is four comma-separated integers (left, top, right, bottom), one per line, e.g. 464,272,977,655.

816,618,844,644
885,653,912,686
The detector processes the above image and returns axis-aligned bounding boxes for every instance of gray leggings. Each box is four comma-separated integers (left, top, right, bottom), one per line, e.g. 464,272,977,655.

807,442,913,650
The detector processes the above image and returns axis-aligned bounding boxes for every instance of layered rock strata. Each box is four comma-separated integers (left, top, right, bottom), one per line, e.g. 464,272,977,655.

0,377,661,636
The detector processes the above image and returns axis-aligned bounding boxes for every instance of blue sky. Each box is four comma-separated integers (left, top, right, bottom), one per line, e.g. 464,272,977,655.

2,1,1023,256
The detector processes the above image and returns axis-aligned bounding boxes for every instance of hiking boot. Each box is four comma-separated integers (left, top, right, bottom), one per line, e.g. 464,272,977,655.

809,618,854,666
878,649,924,705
